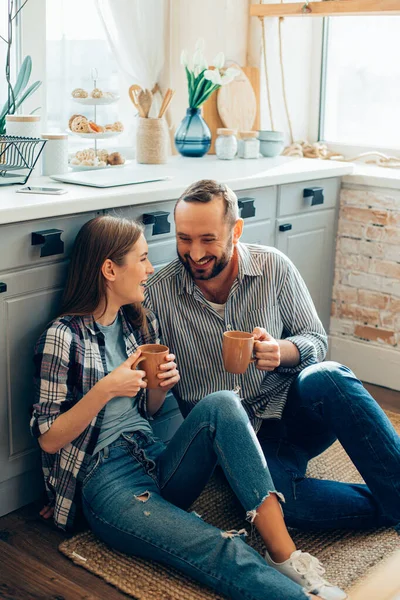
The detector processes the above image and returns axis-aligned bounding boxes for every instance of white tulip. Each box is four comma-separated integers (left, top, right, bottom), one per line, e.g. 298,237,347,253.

212,52,225,70
204,69,222,85
224,67,240,79
180,50,189,68
193,49,208,77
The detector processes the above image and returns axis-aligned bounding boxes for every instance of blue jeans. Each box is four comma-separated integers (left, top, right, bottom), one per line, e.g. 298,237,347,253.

82,392,309,600
258,362,400,530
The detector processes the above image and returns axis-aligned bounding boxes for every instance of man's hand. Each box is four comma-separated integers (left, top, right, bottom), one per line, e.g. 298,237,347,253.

252,327,281,371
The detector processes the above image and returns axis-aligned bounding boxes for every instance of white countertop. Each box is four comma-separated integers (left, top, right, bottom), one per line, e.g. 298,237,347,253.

343,163,400,191
0,155,354,225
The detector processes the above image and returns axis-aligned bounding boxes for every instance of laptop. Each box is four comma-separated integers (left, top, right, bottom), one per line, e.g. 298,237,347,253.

51,168,172,188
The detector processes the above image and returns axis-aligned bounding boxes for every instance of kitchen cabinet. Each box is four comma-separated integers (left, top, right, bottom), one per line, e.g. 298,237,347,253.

0,176,340,516
0,212,99,515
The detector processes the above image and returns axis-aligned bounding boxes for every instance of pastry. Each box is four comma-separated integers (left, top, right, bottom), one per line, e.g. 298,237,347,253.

75,148,96,162
72,88,88,98
91,88,103,98
70,116,90,133
96,149,109,162
70,157,81,165
69,114,85,130
111,121,124,132
87,121,104,133
107,152,125,166
81,159,95,166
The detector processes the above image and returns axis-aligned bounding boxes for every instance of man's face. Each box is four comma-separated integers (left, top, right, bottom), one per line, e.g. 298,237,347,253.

175,197,236,281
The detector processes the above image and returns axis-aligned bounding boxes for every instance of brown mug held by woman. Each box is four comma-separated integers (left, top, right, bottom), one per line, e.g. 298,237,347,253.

222,331,256,375
132,344,169,388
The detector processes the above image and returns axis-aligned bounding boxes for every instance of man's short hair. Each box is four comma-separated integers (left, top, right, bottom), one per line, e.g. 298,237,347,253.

174,179,239,226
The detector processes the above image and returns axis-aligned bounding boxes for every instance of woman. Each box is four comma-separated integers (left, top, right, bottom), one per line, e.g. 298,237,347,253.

31,215,345,600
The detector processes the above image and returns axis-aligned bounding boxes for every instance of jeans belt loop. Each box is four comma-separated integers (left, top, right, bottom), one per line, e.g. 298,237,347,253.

103,445,109,459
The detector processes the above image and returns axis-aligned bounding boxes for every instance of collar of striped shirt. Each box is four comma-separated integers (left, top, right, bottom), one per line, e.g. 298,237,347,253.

145,242,327,429
178,243,263,296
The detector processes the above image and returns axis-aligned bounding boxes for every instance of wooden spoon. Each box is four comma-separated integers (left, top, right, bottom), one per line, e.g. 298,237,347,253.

138,88,153,118
128,84,142,112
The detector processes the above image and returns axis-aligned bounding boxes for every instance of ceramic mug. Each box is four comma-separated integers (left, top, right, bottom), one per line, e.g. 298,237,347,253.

131,343,169,388
222,331,256,374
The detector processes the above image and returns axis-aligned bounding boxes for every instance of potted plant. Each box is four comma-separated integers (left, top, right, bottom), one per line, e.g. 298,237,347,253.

175,39,239,157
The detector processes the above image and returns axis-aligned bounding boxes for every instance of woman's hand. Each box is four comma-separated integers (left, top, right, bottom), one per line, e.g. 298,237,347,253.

102,349,147,399
157,353,180,390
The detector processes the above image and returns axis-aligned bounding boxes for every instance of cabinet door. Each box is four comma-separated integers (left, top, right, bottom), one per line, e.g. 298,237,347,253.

276,210,336,331
0,263,67,516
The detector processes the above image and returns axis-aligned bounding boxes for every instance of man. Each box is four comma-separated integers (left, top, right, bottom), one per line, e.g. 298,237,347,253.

145,179,400,534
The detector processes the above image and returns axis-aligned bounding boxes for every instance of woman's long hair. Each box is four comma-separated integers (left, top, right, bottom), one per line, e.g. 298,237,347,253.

60,215,146,330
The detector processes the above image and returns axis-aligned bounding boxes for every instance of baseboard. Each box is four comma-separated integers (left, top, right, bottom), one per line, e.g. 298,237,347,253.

328,335,400,392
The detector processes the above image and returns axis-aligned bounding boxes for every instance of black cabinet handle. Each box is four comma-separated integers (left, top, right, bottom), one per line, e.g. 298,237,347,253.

304,187,324,206
142,211,171,235
0,282,7,293
238,197,256,219
279,223,292,232
31,229,64,257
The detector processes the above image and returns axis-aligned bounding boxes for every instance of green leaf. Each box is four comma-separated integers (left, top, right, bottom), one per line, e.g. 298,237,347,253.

193,84,220,109
13,56,32,100
13,80,42,111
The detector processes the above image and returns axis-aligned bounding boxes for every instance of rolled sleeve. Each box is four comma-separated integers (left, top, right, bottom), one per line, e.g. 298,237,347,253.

30,324,73,439
276,254,328,374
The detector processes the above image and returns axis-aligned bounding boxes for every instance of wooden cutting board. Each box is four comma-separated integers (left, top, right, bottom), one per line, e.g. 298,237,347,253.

203,65,260,154
217,65,257,131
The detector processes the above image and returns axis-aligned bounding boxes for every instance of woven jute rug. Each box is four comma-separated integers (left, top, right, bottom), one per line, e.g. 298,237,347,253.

59,410,400,600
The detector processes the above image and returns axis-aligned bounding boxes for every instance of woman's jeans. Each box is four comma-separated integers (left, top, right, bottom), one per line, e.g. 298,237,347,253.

258,362,400,531
82,392,309,600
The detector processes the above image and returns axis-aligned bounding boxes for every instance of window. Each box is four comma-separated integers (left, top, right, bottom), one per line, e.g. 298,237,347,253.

0,3,19,125
46,0,132,152
320,16,400,151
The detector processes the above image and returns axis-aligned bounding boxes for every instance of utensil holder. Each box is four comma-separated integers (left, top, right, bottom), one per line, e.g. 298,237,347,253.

136,117,168,164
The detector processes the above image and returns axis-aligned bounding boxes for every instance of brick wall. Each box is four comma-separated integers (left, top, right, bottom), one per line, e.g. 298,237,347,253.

330,186,400,352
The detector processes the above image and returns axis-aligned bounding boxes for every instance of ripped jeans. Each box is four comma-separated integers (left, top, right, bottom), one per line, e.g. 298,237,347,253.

82,391,308,600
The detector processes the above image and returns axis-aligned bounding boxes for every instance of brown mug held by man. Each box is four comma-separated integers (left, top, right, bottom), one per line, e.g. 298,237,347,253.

132,343,170,388
223,330,256,374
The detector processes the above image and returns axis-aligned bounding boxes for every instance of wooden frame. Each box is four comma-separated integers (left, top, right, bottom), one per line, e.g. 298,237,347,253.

250,0,400,18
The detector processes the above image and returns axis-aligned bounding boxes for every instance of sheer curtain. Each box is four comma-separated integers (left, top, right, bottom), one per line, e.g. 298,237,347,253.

95,0,167,118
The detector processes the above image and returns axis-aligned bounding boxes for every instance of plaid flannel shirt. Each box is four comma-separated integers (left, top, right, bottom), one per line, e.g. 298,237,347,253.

30,308,159,530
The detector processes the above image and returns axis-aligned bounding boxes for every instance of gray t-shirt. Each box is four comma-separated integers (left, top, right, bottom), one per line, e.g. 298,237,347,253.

93,315,153,455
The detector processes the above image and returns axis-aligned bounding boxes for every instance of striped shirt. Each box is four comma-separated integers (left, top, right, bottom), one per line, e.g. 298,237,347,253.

30,308,159,530
144,243,327,430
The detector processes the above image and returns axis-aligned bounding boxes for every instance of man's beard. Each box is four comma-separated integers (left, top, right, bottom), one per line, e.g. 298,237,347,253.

177,243,233,281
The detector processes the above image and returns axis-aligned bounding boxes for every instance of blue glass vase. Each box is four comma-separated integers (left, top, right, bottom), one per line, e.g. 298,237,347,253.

174,108,211,157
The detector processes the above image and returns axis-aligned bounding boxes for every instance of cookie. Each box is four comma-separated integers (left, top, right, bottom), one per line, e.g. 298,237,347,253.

70,116,90,133
91,88,103,98
69,114,86,130
107,152,125,166
72,88,88,98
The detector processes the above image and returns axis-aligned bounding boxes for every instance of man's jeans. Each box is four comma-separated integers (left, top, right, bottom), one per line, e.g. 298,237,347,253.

82,392,309,600
258,361,400,530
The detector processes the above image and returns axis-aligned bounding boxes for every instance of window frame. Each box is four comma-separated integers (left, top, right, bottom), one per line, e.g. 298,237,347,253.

318,16,400,157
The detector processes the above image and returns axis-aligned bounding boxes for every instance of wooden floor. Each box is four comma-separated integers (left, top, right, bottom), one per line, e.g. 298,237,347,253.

1,383,399,600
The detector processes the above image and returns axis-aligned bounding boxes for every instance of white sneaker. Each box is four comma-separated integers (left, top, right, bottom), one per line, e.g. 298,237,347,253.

265,549,347,600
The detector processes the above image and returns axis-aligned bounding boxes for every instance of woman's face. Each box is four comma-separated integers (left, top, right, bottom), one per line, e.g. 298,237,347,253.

110,234,154,304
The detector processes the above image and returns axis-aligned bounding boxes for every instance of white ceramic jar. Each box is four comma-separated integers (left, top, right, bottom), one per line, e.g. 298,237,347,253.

237,131,260,159
215,128,237,160
6,115,41,138
41,133,69,175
